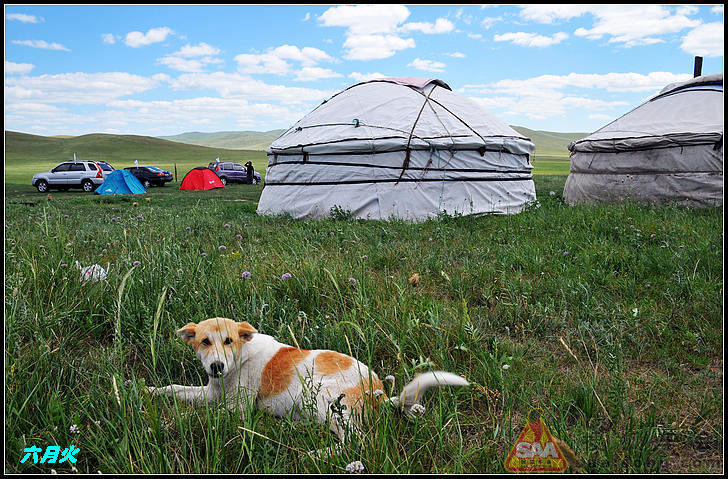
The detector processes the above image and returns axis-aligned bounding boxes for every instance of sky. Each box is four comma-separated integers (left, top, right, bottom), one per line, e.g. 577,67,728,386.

4,4,724,137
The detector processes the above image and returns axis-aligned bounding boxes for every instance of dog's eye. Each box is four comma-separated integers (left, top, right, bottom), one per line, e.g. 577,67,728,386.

201,338,211,346
224,338,232,345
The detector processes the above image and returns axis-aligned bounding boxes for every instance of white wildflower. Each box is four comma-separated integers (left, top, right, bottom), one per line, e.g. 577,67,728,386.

345,460,365,473
410,403,426,416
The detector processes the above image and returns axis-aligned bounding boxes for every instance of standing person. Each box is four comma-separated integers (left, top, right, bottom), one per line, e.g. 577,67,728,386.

245,161,255,184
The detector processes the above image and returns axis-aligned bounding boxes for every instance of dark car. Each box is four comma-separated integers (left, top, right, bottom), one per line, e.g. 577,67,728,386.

208,161,261,185
124,166,173,187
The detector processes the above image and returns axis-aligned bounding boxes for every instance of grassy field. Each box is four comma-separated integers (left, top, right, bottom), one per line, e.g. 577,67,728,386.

4,130,571,186
4,174,723,474
3,131,269,186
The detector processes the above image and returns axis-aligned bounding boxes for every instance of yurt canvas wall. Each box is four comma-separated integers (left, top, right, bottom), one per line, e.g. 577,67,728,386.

257,77,537,221
563,73,723,207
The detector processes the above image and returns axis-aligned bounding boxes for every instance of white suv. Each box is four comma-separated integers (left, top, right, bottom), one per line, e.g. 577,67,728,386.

32,161,110,193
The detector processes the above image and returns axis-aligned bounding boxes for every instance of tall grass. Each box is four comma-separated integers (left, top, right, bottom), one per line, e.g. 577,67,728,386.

5,177,723,473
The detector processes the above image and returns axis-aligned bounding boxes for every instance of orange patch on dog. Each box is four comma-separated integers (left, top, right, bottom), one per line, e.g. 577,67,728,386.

259,347,310,399
314,351,353,375
342,376,387,412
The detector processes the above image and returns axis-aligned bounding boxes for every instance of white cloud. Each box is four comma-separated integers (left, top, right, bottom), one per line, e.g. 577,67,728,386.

712,6,723,15
348,71,388,83
158,43,223,72
342,34,415,61
480,17,502,30
454,8,474,25
408,58,446,73
6,13,43,23
518,5,593,24
302,12,310,22
234,45,335,76
12,40,69,51
293,67,344,82
486,71,693,95
4,72,164,105
494,31,568,47
681,23,724,58
319,5,451,60
447,52,466,58
101,33,116,45
461,71,691,122
175,42,220,57
5,61,34,75
124,27,173,48
158,56,223,73
270,45,335,66
167,72,335,104
401,18,454,34
520,5,701,48
319,5,410,35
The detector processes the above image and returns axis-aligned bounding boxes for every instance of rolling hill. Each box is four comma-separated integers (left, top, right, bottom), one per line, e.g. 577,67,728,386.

510,126,587,157
158,127,587,156
3,131,268,185
159,130,286,151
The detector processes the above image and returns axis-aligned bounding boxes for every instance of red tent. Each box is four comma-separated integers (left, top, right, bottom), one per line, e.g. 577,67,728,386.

180,167,225,190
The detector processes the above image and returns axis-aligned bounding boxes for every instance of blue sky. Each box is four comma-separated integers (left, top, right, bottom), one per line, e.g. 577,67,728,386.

4,4,724,136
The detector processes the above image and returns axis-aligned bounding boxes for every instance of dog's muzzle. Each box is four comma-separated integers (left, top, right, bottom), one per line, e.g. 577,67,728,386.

209,361,225,377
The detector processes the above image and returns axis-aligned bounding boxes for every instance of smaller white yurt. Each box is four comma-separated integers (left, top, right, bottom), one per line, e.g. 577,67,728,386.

564,73,723,207
257,77,536,220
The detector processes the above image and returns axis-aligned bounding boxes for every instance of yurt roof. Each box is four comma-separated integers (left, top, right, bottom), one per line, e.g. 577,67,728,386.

569,73,723,153
269,77,534,156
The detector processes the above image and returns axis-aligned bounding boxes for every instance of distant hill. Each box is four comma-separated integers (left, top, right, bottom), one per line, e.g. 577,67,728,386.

159,130,286,151
4,131,263,163
510,126,587,157
3,131,267,184
158,127,587,155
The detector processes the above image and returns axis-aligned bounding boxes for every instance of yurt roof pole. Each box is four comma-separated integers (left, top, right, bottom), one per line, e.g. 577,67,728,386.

398,85,438,183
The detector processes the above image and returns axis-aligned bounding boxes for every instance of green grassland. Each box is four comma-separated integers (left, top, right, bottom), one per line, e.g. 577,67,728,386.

3,131,269,186
4,132,722,474
4,130,572,186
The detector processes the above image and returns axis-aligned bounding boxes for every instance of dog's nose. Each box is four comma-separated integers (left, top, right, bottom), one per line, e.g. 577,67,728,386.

210,361,225,376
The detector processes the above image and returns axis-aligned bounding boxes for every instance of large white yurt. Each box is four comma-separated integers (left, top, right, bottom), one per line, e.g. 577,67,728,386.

257,77,537,220
563,73,723,207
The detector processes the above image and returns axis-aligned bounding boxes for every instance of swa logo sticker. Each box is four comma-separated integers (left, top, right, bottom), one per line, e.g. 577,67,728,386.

504,415,569,473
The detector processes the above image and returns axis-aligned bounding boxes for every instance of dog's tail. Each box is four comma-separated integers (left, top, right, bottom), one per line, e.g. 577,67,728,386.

386,371,468,416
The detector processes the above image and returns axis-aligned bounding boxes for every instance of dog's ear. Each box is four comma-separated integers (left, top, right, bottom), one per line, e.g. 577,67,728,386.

237,321,257,341
177,322,198,344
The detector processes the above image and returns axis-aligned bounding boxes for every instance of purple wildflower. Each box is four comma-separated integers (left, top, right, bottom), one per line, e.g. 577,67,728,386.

241,271,252,279
218,245,227,251
348,277,357,285
281,273,292,281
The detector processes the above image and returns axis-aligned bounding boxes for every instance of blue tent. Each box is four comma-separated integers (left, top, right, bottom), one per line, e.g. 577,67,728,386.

95,169,147,195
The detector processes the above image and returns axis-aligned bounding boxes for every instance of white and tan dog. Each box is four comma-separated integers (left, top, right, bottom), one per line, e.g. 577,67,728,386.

144,317,468,444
